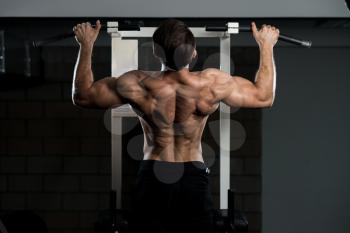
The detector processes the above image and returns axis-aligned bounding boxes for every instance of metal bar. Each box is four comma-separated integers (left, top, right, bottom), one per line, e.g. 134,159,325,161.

240,26,312,48
111,34,138,209
207,25,312,48
219,33,231,210
114,27,226,38
32,21,312,48
0,30,5,73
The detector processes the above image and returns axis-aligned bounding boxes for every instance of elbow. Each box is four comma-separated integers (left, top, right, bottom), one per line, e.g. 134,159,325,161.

72,95,84,107
258,92,275,108
72,93,90,108
265,94,275,108
267,98,274,108
72,97,81,107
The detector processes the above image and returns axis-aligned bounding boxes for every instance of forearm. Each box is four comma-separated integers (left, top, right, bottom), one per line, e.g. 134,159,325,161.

72,44,94,101
254,44,276,102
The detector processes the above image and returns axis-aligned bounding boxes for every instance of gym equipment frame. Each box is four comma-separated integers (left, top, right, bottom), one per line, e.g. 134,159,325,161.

109,21,237,211
108,21,249,233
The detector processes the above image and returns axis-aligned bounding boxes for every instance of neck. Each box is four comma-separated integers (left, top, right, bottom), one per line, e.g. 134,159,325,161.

161,63,190,72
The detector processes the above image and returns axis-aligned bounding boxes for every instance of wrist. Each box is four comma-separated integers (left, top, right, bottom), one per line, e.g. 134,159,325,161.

259,43,274,50
79,42,94,50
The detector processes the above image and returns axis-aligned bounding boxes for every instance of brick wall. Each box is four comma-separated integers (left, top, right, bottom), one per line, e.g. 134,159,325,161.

0,46,111,233
0,44,261,233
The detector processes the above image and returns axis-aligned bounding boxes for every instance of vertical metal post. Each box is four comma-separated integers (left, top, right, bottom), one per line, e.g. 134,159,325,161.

24,41,31,77
219,32,231,209
0,30,5,74
110,34,138,209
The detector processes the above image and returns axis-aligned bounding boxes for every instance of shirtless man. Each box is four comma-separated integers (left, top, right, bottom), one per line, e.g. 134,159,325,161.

72,19,279,233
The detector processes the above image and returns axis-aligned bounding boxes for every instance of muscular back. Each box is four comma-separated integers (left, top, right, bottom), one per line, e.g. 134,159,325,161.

120,69,220,162
74,65,274,162
72,21,277,162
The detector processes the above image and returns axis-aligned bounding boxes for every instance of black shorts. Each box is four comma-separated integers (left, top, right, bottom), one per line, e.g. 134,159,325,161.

128,159,214,233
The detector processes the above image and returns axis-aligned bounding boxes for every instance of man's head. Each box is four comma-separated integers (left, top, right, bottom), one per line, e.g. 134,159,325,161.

152,19,197,71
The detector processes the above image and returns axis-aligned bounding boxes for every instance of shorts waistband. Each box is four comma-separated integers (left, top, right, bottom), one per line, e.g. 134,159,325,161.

138,159,210,175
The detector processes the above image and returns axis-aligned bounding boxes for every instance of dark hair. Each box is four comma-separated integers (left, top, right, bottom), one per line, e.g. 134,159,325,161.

152,19,196,70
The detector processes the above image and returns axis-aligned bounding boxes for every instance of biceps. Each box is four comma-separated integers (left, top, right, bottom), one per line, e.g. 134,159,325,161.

222,76,270,108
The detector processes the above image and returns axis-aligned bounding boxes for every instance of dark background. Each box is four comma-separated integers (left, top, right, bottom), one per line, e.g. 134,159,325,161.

0,0,349,17
0,18,350,233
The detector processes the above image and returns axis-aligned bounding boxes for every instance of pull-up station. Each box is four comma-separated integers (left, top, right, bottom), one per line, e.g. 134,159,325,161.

107,21,312,212
33,21,312,48
109,21,235,210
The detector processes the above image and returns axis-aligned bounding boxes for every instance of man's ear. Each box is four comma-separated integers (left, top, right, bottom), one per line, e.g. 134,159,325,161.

192,49,198,59
152,44,157,57
153,42,166,62
188,48,198,69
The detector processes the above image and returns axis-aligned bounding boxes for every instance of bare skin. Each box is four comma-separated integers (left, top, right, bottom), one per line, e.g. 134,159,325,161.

72,20,279,162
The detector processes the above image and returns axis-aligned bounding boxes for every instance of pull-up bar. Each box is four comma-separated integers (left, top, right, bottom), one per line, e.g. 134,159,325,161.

32,21,312,48
206,25,312,48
